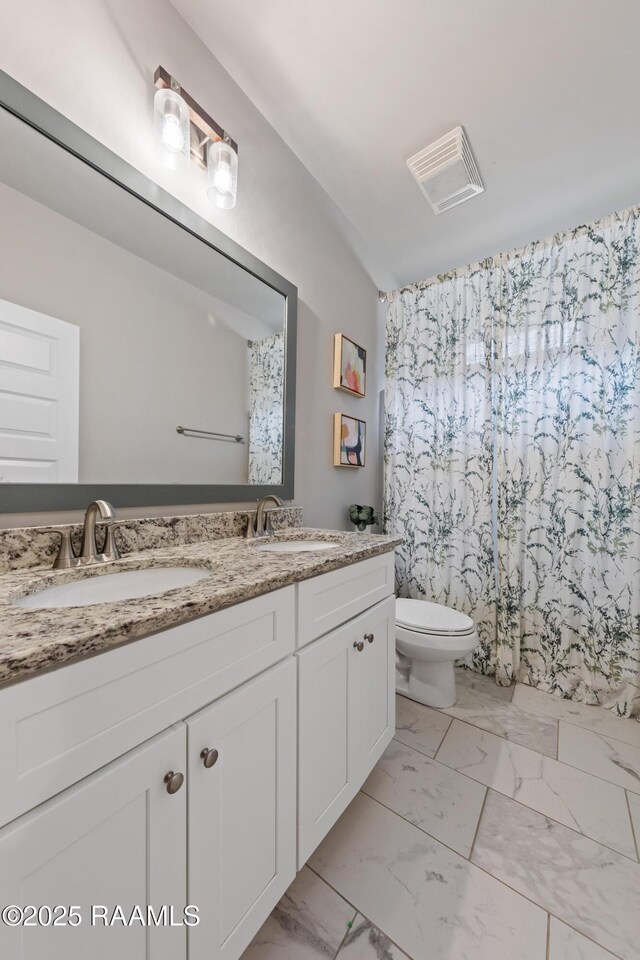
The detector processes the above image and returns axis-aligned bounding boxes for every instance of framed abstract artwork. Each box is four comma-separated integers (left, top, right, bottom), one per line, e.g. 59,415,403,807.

333,413,366,468
333,333,366,397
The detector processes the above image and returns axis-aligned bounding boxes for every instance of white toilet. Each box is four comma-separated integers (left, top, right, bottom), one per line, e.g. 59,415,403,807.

395,598,478,708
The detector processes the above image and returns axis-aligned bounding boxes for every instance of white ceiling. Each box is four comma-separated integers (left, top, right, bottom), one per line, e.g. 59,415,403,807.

171,0,640,289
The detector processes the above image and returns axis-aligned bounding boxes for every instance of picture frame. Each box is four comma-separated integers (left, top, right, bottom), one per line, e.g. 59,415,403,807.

333,333,366,397
333,413,366,468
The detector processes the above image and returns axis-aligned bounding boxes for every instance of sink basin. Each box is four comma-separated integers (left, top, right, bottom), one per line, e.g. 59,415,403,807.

255,540,338,553
13,566,211,609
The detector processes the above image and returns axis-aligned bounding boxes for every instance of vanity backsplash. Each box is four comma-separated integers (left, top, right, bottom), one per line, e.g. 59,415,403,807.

0,507,303,575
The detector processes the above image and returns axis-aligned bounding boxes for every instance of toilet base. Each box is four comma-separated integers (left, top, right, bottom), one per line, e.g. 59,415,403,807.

396,658,457,709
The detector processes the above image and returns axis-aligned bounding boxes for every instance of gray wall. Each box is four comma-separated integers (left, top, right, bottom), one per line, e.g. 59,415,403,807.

0,0,382,530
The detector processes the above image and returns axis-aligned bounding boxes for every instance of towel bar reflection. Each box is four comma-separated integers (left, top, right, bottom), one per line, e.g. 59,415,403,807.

176,425,245,443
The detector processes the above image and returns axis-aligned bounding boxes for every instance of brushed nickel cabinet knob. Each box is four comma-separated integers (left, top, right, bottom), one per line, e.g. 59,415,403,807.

163,771,184,794
353,640,364,652
365,633,375,644
200,747,219,769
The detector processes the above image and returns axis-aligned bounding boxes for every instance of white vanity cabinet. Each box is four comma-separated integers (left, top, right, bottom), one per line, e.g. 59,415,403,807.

0,724,188,960
187,658,297,960
0,549,396,960
296,594,395,866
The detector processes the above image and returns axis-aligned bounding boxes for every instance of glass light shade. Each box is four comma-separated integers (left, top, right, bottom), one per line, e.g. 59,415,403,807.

207,139,238,209
154,87,189,170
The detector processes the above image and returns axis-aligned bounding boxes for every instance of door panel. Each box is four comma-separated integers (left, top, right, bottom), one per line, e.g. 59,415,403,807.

0,725,187,960
0,298,79,481
187,659,296,960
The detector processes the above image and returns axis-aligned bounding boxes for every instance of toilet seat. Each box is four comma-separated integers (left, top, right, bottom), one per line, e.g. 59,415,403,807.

396,598,474,637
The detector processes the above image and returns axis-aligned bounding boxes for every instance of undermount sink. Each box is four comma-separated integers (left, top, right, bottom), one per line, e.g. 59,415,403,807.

254,540,338,553
13,566,212,610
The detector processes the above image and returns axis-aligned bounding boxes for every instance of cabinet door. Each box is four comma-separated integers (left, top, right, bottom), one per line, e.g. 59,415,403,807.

297,596,396,868
355,596,396,781
297,615,360,866
0,725,187,960
187,658,296,960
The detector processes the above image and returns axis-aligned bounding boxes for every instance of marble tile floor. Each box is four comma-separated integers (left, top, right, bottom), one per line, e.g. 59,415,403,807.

243,669,640,960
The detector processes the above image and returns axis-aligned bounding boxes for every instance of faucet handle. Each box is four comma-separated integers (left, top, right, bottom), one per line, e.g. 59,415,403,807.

244,512,257,539
100,521,123,562
39,527,79,570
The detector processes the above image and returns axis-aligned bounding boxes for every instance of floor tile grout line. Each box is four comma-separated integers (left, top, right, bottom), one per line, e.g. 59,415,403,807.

392,711,452,761
625,790,640,862
392,733,440,761
331,907,357,960
545,913,550,960
430,706,640,796
431,716,453,762
467,785,489,862
306,863,417,960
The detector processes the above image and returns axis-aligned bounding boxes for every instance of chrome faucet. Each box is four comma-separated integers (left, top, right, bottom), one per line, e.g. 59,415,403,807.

45,500,121,569
79,500,117,564
246,495,284,539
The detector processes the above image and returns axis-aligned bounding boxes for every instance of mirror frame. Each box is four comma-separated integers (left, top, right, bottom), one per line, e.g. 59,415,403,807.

0,70,297,512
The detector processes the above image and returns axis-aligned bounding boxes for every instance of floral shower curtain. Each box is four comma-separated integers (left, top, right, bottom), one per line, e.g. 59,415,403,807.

384,206,640,717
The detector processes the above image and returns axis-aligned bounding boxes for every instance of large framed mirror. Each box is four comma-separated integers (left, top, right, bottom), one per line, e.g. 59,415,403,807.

0,71,297,513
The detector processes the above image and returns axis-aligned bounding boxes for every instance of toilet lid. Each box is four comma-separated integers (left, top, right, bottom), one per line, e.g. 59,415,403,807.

396,598,475,635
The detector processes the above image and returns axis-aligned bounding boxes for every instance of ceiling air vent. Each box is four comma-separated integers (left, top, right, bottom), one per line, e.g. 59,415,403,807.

406,126,483,215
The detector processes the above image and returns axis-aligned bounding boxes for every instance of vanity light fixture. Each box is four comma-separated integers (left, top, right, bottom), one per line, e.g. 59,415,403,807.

153,65,239,209
207,138,238,210
154,81,190,170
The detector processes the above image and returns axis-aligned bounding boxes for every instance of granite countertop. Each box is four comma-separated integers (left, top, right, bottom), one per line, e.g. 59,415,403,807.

0,528,401,686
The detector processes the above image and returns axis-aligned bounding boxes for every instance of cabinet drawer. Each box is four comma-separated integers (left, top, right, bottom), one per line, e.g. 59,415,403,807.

0,586,295,828
296,552,395,648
